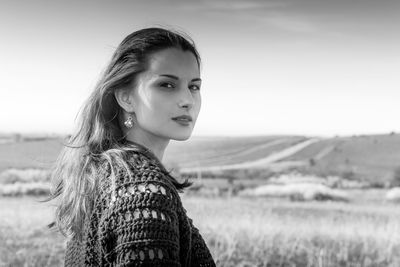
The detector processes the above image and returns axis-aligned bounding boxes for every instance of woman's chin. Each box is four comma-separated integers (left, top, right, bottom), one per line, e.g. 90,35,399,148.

171,132,192,141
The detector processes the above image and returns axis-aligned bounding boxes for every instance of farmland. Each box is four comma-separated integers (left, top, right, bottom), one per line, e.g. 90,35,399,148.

1,133,400,266
1,193,400,266
2,133,400,183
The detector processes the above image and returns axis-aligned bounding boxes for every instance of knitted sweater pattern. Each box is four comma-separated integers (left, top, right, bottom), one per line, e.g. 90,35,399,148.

64,150,216,267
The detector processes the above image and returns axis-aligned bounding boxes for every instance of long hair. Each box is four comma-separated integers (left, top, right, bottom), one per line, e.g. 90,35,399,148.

42,27,200,242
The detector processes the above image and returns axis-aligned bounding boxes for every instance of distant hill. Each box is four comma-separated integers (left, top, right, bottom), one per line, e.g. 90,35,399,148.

284,134,400,183
1,134,399,184
0,139,65,171
164,135,307,169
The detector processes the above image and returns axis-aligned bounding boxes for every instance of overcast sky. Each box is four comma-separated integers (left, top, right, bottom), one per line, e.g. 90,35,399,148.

0,0,399,137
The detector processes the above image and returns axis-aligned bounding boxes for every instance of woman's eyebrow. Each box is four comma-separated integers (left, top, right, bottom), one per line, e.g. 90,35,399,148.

159,74,201,82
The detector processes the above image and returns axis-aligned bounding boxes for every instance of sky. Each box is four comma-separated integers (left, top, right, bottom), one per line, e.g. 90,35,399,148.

0,0,399,137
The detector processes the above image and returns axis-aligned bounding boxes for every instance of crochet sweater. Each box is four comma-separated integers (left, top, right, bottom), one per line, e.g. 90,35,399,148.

63,144,216,267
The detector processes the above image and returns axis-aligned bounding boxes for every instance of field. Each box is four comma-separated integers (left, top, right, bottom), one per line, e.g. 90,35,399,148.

1,134,400,266
285,134,400,183
0,138,63,172
0,196,65,266
2,133,400,183
1,193,400,267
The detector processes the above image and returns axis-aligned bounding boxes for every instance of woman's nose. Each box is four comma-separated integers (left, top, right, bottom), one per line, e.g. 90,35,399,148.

179,89,194,109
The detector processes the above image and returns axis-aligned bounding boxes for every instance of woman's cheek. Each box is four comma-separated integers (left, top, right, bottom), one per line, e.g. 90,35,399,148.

196,95,202,112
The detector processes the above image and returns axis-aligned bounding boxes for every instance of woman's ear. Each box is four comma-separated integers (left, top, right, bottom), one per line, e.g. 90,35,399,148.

114,88,136,113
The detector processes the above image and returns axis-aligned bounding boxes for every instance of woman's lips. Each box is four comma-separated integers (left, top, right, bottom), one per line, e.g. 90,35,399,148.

172,115,193,121
172,118,191,126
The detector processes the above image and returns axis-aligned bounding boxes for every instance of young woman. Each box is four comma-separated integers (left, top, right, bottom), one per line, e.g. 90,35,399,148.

45,27,216,266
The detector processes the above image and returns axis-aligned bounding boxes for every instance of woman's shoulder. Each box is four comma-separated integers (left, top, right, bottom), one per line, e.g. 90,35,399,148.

96,148,179,199
92,149,182,223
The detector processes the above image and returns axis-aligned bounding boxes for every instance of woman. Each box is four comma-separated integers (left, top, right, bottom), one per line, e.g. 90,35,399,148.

45,27,216,266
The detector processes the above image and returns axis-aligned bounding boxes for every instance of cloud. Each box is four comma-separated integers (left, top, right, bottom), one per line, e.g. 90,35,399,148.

177,0,289,12
260,12,318,33
175,0,317,34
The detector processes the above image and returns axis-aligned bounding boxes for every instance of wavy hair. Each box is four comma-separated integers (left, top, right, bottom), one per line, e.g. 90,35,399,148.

42,27,200,241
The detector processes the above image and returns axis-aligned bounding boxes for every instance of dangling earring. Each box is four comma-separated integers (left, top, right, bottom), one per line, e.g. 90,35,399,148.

124,116,134,128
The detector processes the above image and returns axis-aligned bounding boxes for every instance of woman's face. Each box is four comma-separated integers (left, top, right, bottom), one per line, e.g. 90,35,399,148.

129,47,201,141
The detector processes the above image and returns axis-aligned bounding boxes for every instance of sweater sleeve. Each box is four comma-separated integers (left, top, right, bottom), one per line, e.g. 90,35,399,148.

187,216,216,267
98,179,181,267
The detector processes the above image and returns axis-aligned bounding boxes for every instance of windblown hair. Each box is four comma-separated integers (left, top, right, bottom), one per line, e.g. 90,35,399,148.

43,27,200,242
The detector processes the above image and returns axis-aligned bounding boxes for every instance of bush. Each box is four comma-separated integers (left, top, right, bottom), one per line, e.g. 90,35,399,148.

369,180,386,189
390,166,400,187
220,168,275,180
238,183,349,202
341,170,355,180
0,169,50,184
0,182,50,196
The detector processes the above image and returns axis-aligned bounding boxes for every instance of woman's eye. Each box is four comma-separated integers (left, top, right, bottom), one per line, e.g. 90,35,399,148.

160,82,175,89
189,85,200,91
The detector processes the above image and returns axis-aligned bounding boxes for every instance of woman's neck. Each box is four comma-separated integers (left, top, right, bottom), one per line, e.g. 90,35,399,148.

124,131,169,162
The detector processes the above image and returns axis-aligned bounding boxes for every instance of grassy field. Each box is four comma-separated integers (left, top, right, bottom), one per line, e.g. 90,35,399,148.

2,134,400,265
0,135,304,171
1,133,400,184
0,196,65,267
0,139,64,172
165,136,306,167
286,134,400,183
1,193,400,267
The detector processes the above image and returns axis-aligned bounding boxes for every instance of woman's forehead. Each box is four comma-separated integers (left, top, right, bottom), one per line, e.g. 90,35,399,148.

146,48,200,77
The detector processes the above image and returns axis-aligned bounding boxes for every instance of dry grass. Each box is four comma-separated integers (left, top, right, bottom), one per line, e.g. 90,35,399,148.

1,193,400,266
238,182,349,201
0,168,50,184
0,168,51,196
0,182,50,196
235,173,350,201
182,194,400,267
0,196,65,267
